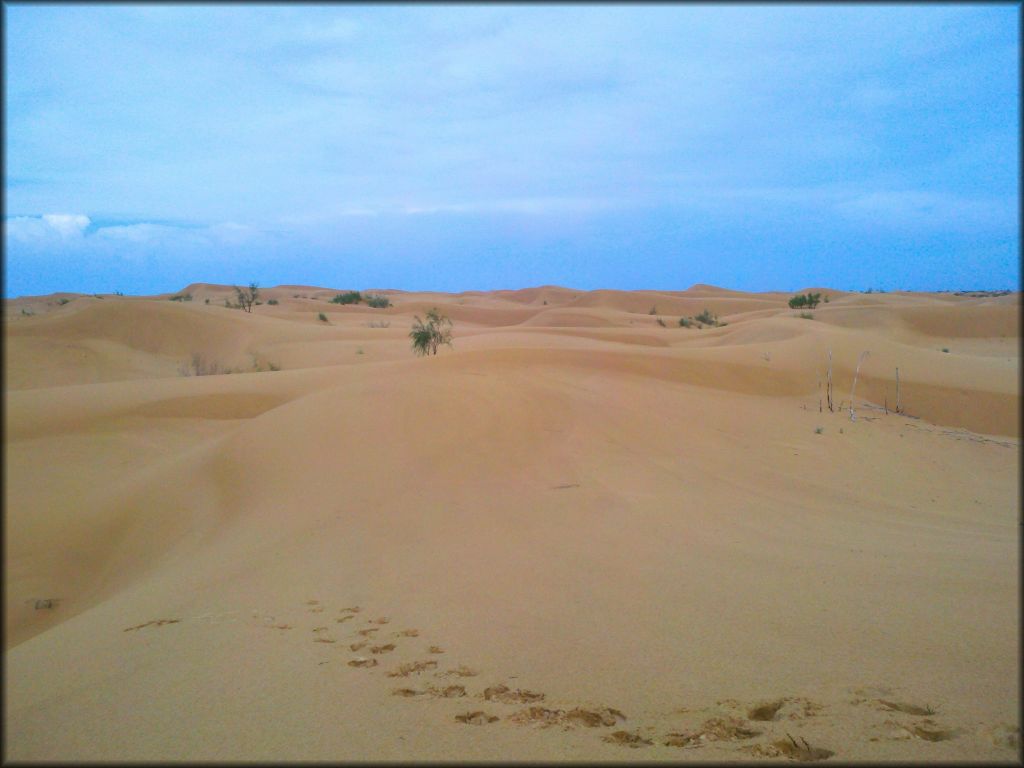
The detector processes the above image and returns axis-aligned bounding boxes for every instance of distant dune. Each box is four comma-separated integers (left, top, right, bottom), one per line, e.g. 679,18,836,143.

4,284,1020,761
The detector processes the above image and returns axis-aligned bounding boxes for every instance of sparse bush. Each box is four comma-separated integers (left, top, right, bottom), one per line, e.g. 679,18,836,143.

205,298,210,304
942,347,949,353
58,298,70,305
823,295,830,303
367,320,390,328
410,308,453,356
649,306,657,315
331,291,362,305
679,317,693,328
695,308,717,325
233,283,259,312
267,299,279,305
799,312,814,320
788,292,820,309
815,427,824,434
21,308,33,316
656,317,666,327
318,312,328,322
178,353,223,376
356,347,364,355
365,294,391,308
169,293,193,302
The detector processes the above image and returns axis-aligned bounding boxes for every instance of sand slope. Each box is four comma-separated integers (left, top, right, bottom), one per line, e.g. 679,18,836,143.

3,285,1020,761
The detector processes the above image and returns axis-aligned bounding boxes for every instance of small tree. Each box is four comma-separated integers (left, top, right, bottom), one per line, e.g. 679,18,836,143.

410,308,453,356
234,283,259,312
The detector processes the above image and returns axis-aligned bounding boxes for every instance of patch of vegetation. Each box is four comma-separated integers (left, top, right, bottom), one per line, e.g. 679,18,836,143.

367,320,390,328
21,308,34,316
267,298,279,305
318,312,328,322
656,317,667,327
331,291,362,305
823,295,829,303
679,317,693,328
179,352,280,376
695,308,718,325
205,298,210,304
788,292,821,309
815,426,824,434
648,305,657,315
410,308,453,356
799,312,814,320
942,347,949,353
93,294,104,299
232,283,259,312
114,291,124,296
365,294,392,308
169,293,193,302
57,298,71,305
356,347,364,355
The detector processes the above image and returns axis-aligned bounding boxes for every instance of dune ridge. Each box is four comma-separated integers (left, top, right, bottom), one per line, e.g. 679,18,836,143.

4,284,1019,761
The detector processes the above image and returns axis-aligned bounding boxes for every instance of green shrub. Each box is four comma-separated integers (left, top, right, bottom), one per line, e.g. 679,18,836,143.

318,312,328,322
57,298,70,305
799,312,814,320
331,291,362,305
942,347,949,353
410,308,453,356
679,317,693,328
365,294,391,308
695,308,717,325
788,292,820,309
267,299,279,305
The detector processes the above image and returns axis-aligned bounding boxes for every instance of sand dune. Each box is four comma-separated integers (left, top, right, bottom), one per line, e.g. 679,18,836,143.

3,285,1019,761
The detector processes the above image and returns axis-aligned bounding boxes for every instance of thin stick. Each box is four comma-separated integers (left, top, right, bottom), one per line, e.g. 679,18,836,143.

826,350,833,412
895,366,901,413
818,374,822,412
849,351,870,421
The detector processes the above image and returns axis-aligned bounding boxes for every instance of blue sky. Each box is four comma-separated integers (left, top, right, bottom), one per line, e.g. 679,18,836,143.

3,4,1019,297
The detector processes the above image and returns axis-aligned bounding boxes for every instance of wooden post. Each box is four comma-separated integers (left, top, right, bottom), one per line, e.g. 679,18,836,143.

826,350,833,412
895,366,901,413
849,351,870,421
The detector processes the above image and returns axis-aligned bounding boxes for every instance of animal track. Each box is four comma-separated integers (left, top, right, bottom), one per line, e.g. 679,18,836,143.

313,638,336,644
397,629,419,637
388,660,438,677
603,730,652,747
123,618,181,632
349,641,367,651
348,657,378,668
748,699,785,721
665,716,760,746
744,733,834,761
427,645,445,654
370,643,396,654
483,684,545,704
357,628,380,637
371,617,390,625
336,615,354,624
339,606,361,614
455,711,499,725
440,665,479,678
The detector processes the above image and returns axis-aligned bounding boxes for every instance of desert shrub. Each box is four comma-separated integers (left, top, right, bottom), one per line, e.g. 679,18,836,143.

331,291,362,305
169,293,193,302
233,283,259,312
58,298,70,305
649,305,657,315
365,294,391,308
267,299,279,305
114,291,124,296
318,312,328,322
823,295,830,303
367,320,390,328
815,427,824,434
788,292,820,309
178,353,223,376
942,347,949,353
656,317,666,327
799,312,814,319
410,308,453,356
695,308,717,325
21,308,33,316
205,298,210,304
679,317,693,328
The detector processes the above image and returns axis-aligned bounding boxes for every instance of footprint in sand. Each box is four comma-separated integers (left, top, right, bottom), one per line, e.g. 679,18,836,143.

664,716,760,747
388,660,438,677
509,706,625,729
455,711,499,725
483,684,546,704
370,617,390,625
349,641,368,652
312,626,328,633
743,733,834,761
439,665,479,678
339,606,361,614
747,699,785,721
427,645,445,654
314,637,336,644
370,643,396,654
603,730,652,747
357,628,380,637
348,657,378,668
396,629,419,637
336,615,355,624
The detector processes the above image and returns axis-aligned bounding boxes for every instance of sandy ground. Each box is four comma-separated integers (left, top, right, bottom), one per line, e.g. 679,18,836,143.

4,284,1020,761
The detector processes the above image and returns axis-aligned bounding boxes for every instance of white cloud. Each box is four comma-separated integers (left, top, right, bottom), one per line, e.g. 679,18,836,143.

4,213,90,243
